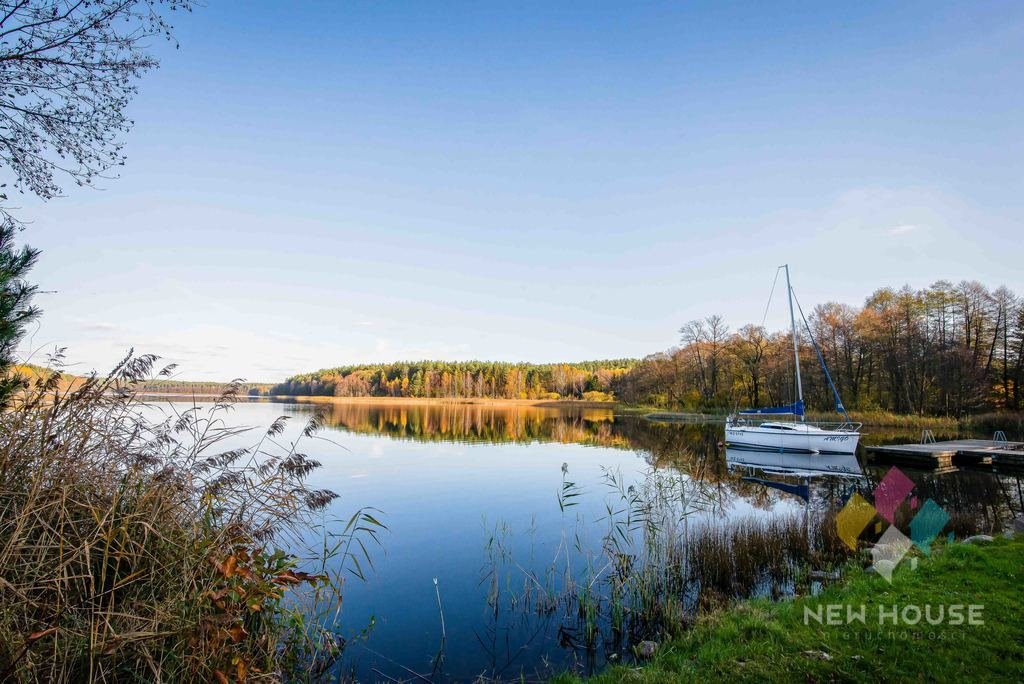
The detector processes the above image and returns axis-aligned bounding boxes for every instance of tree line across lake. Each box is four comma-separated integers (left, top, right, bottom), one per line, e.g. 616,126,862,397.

269,280,1024,417
270,360,636,402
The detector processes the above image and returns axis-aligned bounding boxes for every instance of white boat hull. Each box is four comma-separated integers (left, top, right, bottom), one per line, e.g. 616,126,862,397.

725,421,860,454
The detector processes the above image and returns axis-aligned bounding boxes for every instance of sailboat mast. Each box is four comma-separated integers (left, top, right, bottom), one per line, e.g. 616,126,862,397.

783,264,804,421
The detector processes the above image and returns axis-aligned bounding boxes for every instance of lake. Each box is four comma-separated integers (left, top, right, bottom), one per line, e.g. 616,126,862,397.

147,399,1023,682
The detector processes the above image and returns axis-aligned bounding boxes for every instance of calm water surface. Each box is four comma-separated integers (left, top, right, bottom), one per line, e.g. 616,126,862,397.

151,399,1023,682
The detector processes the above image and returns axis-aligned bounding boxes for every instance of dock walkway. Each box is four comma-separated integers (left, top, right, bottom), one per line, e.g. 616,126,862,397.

867,439,1024,469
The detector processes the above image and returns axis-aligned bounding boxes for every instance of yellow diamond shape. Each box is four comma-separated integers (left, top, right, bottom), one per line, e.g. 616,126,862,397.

836,492,877,550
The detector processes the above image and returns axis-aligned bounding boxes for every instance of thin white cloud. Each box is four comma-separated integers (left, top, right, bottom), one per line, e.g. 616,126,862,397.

889,224,922,236
75,321,119,332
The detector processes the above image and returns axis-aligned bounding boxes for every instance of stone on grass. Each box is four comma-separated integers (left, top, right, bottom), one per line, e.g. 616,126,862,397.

636,640,658,660
803,650,832,661
962,534,994,545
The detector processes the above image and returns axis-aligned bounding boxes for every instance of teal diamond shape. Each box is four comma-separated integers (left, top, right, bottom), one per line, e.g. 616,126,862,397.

909,499,949,555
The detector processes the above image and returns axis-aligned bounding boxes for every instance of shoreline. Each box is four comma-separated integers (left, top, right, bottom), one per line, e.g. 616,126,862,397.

561,536,1023,683
131,393,1022,432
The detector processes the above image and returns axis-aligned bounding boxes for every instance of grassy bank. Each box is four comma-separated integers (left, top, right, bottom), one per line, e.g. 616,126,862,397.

559,536,1023,683
639,406,1024,435
641,408,965,430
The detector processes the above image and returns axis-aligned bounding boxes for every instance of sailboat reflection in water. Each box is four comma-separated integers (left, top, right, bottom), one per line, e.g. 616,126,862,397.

725,450,863,483
725,265,861,455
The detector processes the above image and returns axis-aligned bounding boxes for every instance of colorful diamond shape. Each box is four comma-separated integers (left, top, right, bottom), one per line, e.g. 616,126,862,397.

909,498,949,555
873,467,915,523
870,525,912,582
836,492,877,550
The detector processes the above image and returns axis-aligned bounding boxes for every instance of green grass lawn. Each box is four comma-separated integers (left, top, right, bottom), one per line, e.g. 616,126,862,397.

558,536,1023,683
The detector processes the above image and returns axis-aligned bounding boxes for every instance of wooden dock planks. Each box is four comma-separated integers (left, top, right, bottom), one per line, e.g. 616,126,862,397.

867,439,1024,470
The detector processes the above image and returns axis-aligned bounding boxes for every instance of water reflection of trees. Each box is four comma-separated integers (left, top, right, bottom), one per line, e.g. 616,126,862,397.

307,402,1023,525
869,466,1022,535
310,402,630,447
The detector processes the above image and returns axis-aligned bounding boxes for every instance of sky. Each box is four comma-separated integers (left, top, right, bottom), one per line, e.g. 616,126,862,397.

11,0,1024,381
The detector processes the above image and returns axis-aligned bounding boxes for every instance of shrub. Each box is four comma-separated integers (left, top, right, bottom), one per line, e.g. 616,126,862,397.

582,391,615,402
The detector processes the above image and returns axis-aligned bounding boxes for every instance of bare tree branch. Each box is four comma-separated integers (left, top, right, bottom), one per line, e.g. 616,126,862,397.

0,0,193,207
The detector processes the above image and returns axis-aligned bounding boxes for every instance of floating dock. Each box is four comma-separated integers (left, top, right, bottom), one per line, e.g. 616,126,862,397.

866,438,1024,470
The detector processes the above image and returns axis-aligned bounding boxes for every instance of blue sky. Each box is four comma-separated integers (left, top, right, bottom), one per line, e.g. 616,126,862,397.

13,1,1024,381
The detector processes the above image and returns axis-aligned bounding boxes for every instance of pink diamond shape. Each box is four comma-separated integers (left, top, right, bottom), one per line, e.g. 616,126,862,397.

873,467,915,523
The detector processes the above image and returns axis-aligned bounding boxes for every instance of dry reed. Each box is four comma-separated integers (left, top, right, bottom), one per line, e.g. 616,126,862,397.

0,352,379,682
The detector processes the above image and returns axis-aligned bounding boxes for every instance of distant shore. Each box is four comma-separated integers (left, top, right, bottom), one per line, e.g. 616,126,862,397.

137,393,620,410
276,395,623,410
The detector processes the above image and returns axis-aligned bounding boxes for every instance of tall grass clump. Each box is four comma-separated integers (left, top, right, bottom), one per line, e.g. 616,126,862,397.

963,412,1024,440
0,352,380,682
685,508,851,609
482,467,859,664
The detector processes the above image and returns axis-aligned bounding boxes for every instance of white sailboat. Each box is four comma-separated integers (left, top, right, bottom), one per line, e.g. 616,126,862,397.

724,265,861,455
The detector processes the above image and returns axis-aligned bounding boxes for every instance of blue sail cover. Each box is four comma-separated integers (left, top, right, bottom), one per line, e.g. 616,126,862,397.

740,400,805,417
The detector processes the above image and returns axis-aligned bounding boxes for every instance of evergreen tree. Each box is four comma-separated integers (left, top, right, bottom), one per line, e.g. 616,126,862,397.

0,220,39,405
